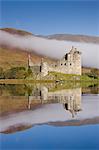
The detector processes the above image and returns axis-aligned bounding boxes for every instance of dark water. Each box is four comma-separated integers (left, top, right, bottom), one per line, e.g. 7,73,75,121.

0,83,99,149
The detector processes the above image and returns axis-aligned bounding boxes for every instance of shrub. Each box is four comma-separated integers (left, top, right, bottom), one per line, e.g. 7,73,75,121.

4,67,27,79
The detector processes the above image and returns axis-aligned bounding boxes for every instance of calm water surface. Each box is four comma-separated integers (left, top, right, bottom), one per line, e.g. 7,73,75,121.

0,83,99,149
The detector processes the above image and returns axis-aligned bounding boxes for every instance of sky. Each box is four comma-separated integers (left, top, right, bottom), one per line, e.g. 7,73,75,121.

0,0,99,36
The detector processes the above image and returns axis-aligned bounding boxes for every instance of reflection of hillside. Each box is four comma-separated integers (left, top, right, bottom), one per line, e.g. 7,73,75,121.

1,124,32,134
0,83,99,117
0,96,42,116
48,117,99,126
0,84,28,96
82,84,99,94
0,86,82,118
0,94,99,134
1,117,99,134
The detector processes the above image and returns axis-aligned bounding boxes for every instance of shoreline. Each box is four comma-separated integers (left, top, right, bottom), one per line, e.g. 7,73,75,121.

0,79,55,84
0,79,99,84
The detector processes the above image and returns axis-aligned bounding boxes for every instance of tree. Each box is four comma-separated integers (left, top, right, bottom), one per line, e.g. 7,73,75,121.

90,68,99,79
4,67,27,79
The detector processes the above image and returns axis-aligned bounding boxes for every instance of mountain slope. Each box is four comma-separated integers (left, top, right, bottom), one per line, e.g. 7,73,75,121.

0,28,33,36
0,28,56,70
47,34,99,44
0,48,42,70
1,28,99,44
0,28,99,70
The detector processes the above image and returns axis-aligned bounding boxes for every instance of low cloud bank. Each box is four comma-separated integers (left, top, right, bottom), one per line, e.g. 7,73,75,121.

0,30,99,68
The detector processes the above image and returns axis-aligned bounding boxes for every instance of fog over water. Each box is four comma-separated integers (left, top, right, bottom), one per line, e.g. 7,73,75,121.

0,31,99,68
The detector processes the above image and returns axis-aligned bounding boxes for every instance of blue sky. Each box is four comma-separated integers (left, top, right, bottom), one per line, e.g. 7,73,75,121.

0,0,99,36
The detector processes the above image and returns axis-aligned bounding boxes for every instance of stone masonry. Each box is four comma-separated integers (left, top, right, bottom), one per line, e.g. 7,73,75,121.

28,46,81,77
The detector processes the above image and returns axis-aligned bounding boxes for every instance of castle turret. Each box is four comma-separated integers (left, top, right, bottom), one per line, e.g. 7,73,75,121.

72,48,82,75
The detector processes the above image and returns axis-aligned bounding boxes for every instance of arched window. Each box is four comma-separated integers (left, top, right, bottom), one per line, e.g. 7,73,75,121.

64,63,66,66
70,63,72,66
61,63,63,66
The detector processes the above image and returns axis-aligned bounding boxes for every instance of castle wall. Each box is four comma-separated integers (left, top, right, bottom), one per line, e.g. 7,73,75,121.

46,56,81,75
41,62,48,76
31,66,41,74
29,47,81,76
40,48,81,76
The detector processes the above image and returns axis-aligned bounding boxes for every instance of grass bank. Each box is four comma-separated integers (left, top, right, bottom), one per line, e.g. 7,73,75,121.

0,79,55,84
0,72,99,84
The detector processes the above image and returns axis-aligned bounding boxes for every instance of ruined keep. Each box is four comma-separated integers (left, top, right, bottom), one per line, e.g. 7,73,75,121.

28,46,81,77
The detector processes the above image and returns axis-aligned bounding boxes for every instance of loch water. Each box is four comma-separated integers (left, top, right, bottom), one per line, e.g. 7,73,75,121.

0,83,99,150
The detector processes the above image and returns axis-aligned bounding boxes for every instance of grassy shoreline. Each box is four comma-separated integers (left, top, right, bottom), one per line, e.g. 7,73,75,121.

0,79,55,84
0,78,99,84
0,71,99,84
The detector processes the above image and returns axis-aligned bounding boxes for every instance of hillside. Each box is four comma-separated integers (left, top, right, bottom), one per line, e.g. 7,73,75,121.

0,47,56,70
47,34,99,44
0,28,55,69
0,28,33,36
0,48,42,70
1,28,99,44
0,28,99,73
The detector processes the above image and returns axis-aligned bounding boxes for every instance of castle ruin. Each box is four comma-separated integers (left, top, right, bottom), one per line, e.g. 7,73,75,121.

28,46,81,77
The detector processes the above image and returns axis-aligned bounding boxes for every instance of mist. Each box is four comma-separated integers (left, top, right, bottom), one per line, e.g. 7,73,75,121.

0,30,99,68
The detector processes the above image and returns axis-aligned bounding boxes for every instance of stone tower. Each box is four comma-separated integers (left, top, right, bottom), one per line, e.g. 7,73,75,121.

67,46,82,75
28,54,34,68
41,58,48,76
51,46,82,75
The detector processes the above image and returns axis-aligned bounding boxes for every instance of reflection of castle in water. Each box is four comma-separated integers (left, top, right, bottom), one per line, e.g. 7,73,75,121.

28,86,82,118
